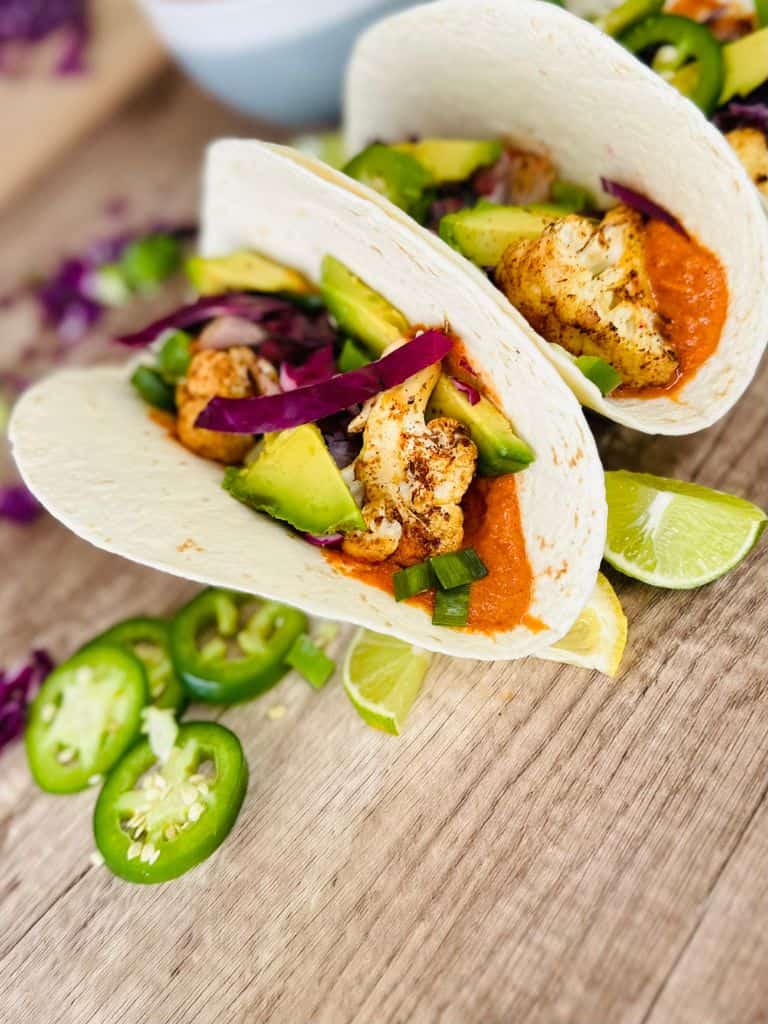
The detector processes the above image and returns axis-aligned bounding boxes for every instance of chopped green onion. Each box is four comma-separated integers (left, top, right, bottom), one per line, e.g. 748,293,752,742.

286,634,336,689
338,338,371,373
574,355,622,396
157,329,192,382
130,366,176,412
432,585,470,628
551,180,596,213
430,548,488,590
121,234,183,292
393,561,435,601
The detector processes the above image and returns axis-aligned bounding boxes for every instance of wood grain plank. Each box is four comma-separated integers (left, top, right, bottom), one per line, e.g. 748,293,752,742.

0,0,167,212
1,68,767,1024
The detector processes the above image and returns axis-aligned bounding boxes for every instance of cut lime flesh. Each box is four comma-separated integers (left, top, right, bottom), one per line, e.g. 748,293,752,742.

343,629,431,736
604,470,766,589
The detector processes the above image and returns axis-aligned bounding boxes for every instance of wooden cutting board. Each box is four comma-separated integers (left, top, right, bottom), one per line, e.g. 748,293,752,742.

0,0,166,212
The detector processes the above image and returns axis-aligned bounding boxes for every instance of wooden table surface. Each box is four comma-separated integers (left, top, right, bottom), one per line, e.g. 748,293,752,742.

1,71,768,1024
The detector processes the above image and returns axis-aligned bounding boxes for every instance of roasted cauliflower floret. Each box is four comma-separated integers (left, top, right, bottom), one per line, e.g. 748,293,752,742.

176,346,265,464
727,128,768,200
496,205,679,389
341,360,478,566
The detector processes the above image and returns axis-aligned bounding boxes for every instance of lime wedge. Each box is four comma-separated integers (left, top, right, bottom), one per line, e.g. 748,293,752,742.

343,629,431,735
539,572,628,677
605,470,767,589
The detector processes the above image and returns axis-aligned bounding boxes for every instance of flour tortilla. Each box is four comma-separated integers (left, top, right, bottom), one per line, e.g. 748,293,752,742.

343,0,768,435
10,139,605,660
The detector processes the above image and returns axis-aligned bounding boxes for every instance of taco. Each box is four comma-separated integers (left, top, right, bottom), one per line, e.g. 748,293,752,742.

343,0,768,434
10,140,605,660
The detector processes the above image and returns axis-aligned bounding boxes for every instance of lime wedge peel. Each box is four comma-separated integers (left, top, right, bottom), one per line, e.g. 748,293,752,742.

538,572,628,677
343,629,432,735
604,471,767,590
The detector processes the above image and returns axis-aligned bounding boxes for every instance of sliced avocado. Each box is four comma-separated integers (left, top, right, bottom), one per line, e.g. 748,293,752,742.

321,255,409,357
186,250,313,297
342,144,434,220
439,203,568,268
322,255,535,473
337,337,371,372
224,424,365,536
672,27,768,104
721,26,768,102
427,375,534,476
392,138,502,184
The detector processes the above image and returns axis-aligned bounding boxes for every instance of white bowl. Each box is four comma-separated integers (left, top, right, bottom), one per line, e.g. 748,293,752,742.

139,0,429,124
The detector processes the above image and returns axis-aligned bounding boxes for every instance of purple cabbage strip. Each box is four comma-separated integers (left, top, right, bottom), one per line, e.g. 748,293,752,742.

0,650,54,754
116,294,335,351
713,100,768,136
37,257,103,346
0,0,89,75
321,410,363,469
600,178,685,234
197,329,453,435
303,532,343,549
453,379,480,405
0,484,42,525
279,344,337,391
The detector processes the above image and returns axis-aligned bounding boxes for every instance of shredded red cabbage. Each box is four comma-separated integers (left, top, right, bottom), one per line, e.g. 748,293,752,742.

116,294,335,353
1,649,54,754
0,0,89,75
600,178,685,234
303,532,344,548
37,223,196,346
453,379,480,405
321,411,362,469
279,345,337,391
714,100,768,136
0,483,41,524
197,330,453,435
197,316,268,350
37,257,103,346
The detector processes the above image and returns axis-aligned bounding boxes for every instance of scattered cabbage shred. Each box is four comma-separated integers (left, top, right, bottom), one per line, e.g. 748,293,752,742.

0,0,90,75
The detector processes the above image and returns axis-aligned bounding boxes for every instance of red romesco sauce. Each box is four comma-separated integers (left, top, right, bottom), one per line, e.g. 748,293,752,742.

324,473,536,635
619,220,729,399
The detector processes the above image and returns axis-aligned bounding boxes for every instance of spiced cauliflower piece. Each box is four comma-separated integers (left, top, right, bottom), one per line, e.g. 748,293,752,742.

496,205,679,389
726,128,768,200
342,360,478,566
176,346,271,463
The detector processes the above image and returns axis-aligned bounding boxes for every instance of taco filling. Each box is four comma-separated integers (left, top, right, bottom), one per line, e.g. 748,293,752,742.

341,137,729,398
124,250,538,634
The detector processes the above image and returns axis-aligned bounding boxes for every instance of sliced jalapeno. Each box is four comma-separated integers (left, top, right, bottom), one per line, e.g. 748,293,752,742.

86,617,186,714
26,646,147,794
620,15,724,114
94,722,247,884
169,589,308,704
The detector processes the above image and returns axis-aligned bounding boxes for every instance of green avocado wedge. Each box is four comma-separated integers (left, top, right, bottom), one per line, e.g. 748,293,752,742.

224,424,365,536
427,375,534,476
392,138,502,184
439,203,568,267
